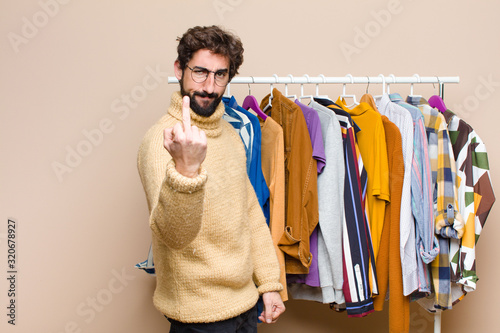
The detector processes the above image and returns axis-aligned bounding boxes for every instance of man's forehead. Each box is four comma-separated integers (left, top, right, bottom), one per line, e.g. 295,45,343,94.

189,49,229,69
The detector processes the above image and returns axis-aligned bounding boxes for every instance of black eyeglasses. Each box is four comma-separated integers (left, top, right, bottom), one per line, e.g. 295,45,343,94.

186,65,229,86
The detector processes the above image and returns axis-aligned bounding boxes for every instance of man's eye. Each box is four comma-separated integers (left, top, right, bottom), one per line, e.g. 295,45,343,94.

215,72,227,78
193,69,207,75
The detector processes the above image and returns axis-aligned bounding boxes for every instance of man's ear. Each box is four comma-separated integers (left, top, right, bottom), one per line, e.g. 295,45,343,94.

174,60,183,80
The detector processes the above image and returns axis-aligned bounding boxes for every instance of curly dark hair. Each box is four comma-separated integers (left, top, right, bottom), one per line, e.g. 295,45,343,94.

176,25,244,80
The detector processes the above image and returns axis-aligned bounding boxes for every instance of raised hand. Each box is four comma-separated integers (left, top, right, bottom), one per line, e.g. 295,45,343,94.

163,96,207,178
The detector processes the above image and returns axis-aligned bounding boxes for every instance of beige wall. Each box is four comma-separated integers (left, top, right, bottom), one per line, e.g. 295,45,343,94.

1,0,499,332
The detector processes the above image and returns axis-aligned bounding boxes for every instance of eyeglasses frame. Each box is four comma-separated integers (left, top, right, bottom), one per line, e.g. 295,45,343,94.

185,65,230,87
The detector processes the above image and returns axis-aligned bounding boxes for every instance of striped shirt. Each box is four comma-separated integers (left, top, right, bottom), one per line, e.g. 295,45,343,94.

314,98,377,317
334,98,391,266
222,101,253,173
223,97,270,223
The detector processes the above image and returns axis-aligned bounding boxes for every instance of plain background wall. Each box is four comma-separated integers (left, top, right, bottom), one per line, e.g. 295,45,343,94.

1,0,499,332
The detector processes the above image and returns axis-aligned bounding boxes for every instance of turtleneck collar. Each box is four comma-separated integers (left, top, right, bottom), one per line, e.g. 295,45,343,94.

168,91,225,138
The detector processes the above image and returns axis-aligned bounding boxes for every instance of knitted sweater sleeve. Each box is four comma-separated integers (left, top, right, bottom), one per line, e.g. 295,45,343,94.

247,176,284,295
138,126,208,250
150,160,207,249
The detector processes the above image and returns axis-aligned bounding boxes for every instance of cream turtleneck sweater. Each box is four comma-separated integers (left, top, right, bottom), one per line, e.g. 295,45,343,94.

137,91,282,323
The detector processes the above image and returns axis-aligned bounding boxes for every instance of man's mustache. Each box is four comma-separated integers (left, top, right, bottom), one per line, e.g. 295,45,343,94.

192,91,219,99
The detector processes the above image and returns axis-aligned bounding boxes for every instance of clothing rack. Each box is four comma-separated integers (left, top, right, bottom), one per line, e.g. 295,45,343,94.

168,74,460,333
167,74,460,100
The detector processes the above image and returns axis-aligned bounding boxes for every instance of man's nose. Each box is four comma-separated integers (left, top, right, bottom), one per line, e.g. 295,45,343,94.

202,73,216,94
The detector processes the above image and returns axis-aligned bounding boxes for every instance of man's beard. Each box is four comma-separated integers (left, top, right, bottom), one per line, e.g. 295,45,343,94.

180,81,223,117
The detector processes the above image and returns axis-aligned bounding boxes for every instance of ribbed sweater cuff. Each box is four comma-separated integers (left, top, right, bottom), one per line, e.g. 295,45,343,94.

165,160,207,193
257,282,284,295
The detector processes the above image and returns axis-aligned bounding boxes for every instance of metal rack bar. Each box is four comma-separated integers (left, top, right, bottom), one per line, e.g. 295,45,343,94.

167,75,460,85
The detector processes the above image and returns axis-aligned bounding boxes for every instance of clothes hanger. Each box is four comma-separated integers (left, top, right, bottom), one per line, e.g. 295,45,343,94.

316,74,329,99
428,76,447,112
285,74,298,100
340,74,358,108
298,75,312,102
386,74,396,95
408,74,422,98
373,74,386,100
310,74,334,106
360,76,377,106
242,77,267,120
298,74,329,102
262,74,278,112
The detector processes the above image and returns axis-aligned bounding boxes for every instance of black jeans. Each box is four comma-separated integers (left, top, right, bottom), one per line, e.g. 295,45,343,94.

166,305,258,333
